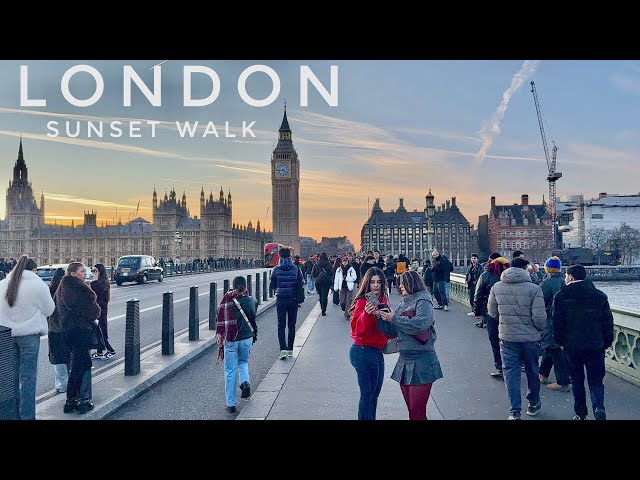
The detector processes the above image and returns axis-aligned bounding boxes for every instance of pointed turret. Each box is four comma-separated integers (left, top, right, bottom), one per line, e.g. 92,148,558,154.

40,190,45,219
153,185,158,209
256,219,261,233
13,137,28,184
219,186,224,202
209,190,214,203
181,191,187,209
227,189,232,209
164,190,168,202
200,186,205,209
277,104,292,143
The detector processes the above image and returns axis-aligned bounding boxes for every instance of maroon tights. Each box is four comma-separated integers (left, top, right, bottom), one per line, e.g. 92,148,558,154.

399,382,433,420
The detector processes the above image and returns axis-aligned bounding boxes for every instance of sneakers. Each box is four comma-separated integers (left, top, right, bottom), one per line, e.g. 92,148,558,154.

507,414,521,420
467,312,476,316
443,305,449,311
286,350,294,358
91,352,105,360
475,320,485,328
538,374,549,384
547,383,571,392
490,369,504,378
594,407,606,420
279,350,288,360
321,311,326,316
227,406,236,414
77,402,94,415
240,381,251,399
434,305,444,310
572,414,589,420
526,401,541,416
104,350,117,359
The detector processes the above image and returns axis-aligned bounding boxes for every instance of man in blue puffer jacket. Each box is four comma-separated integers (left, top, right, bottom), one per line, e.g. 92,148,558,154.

269,248,304,360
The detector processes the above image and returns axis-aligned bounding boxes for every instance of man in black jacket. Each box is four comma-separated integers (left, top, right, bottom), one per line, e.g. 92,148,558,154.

430,250,449,311
552,264,614,420
269,248,304,360
465,253,482,316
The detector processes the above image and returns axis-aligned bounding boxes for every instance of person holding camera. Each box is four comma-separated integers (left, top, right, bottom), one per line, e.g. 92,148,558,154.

376,271,443,420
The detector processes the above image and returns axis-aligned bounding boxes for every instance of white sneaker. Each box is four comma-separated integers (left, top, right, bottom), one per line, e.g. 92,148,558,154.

443,305,449,311
279,350,288,360
467,312,476,316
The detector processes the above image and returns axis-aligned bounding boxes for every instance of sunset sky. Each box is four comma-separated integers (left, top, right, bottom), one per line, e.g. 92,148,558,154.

1,60,639,247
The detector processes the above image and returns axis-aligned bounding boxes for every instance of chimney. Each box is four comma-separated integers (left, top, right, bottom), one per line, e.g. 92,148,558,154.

399,198,404,208
491,196,496,209
446,200,450,209
598,192,607,199
521,194,529,206
451,196,456,207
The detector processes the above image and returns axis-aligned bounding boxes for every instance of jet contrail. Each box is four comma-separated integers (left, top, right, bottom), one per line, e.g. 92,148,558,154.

149,60,168,70
473,60,541,165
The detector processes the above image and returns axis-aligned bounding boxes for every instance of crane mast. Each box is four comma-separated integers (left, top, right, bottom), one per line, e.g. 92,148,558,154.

530,81,562,249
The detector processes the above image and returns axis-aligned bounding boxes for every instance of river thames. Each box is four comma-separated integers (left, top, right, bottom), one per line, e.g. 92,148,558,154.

594,281,640,311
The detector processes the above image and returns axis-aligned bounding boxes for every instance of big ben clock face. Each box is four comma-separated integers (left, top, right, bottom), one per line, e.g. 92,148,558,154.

275,162,290,177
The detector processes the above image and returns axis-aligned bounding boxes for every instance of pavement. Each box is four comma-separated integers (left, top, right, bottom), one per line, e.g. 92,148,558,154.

35,286,640,420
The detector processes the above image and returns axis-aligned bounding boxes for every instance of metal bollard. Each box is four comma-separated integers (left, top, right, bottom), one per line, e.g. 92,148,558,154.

223,279,229,294
255,272,261,305
189,286,199,341
247,274,252,297
162,291,174,355
209,282,217,330
263,270,268,301
0,325,16,419
125,298,140,376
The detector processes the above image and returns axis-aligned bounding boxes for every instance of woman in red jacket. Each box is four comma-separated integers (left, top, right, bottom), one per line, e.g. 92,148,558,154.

348,267,389,420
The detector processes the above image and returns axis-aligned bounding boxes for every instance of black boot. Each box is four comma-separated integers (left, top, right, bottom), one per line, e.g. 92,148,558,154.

77,402,95,414
63,399,79,413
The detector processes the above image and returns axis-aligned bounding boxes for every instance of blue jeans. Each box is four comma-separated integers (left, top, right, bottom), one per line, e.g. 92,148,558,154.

306,274,315,293
277,297,299,351
349,344,384,420
564,348,605,418
499,340,541,417
54,363,69,392
224,337,253,407
12,334,41,420
445,282,450,303
434,281,448,306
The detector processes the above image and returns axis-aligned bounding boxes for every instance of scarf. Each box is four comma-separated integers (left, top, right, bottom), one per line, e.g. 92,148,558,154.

485,257,510,276
215,288,248,363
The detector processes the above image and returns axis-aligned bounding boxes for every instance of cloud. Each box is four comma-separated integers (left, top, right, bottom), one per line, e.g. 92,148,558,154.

611,71,640,96
43,193,150,210
473,60,541,165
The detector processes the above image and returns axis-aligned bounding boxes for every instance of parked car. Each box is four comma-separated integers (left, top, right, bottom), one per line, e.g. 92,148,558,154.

37,263,93,285
113,255,163,285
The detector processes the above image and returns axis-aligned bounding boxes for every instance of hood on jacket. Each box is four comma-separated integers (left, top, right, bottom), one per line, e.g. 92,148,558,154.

500,267,533,284
278,257,294,271
561,279,597,298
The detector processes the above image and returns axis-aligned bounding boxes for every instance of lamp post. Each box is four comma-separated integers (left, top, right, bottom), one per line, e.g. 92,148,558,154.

174,231,182,265
425,189,436,258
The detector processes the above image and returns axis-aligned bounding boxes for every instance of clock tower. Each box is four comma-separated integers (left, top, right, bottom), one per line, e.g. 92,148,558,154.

271,105,300,255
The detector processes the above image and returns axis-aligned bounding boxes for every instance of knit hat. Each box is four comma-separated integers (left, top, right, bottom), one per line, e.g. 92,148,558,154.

544,256,562,273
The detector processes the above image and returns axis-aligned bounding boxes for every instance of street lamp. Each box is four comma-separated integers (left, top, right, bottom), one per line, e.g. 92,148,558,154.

425,189,436,257
174,230,182,264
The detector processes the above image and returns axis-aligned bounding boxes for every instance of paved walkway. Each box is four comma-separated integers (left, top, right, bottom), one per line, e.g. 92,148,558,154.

239,292,640,420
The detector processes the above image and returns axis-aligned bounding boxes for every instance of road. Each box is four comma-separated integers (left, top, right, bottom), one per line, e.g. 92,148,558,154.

106,294,318,420
36,268,272,398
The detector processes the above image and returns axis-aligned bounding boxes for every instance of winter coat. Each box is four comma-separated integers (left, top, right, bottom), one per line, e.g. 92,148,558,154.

56,275,101,332
269,257,304,299
304,260,314,276
552,280,614,351
431,255,450,283
473,270,500,316
311,260,334,287
466,263,483,286
487,267,546,343
47,283,70,365
539,272,564,349
334,265,357,292
376,291,437,352
90,280,110,322
234,295,258,342
0,270,55,337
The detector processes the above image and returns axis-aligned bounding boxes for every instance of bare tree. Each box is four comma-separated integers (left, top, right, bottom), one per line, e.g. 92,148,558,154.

586,227,612,265
609,224,640,265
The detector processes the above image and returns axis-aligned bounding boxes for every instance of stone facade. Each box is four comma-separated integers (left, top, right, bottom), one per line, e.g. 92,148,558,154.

0,139,270,266
488,194,553,262
271,107,300,256
361,193,475,266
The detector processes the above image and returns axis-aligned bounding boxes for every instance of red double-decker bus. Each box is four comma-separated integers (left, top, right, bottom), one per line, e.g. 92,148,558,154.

264,243,293,267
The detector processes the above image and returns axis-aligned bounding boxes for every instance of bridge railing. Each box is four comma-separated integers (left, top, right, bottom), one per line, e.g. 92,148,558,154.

449,273,640,387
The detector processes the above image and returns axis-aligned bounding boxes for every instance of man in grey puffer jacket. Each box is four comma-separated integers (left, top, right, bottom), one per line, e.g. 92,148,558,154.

488,257,546,420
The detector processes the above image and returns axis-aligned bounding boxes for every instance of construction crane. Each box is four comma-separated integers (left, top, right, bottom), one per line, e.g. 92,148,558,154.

530,81,562,249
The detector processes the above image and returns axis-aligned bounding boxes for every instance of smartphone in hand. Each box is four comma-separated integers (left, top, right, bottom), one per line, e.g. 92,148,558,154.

365,291,380,305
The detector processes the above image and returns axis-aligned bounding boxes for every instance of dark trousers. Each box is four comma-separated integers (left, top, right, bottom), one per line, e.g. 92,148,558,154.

400,382,433,420
96,317,114,354
63,328,93,403
486,314,502,371
425,282,433,297
349,344,384,420
317,283,330,313
434,281,448,306
539,346,571,385
564,348,606,418
387,276,395,295
468,283,476,310
276,297,299,351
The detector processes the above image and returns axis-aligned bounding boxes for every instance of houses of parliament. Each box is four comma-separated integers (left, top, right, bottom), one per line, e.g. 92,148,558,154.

0,138,273,267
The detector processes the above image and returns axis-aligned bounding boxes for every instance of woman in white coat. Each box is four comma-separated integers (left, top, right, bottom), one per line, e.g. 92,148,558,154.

334,255,357,319
0,255,55,419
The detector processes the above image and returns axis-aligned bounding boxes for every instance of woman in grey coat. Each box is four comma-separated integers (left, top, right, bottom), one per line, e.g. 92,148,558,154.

377,270,443,420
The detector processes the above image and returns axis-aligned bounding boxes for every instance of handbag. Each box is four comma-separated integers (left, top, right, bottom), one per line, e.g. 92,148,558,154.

315,269,330,286
233,298,255,341
90,321,106,351
332,289,340,305
383,336,399,354
400,306,431,345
